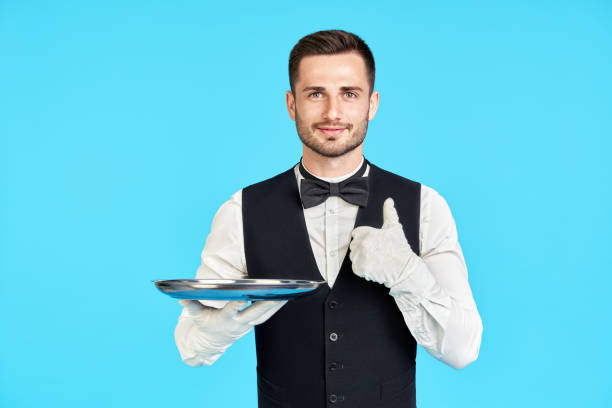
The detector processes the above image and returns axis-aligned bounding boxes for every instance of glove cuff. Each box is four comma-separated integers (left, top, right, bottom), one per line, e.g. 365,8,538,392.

386,250,419,290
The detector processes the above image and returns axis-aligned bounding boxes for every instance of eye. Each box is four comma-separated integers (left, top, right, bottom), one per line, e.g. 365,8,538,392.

309,91,323,98
344,91,357,98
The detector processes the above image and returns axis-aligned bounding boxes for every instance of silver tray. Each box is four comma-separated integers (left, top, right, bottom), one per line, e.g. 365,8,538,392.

153,279,325,300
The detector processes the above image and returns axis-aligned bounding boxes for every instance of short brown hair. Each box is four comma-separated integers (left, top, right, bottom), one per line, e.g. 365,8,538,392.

288,29,375,94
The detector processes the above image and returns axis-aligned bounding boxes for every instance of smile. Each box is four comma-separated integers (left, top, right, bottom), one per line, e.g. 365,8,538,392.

318,128,346,137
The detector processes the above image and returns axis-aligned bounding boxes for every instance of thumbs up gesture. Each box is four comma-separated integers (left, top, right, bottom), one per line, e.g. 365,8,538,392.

349,198,416,288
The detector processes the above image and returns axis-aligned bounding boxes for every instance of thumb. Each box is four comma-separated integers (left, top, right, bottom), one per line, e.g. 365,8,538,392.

236,300,288,325
220,300,249,317
382,197,399,228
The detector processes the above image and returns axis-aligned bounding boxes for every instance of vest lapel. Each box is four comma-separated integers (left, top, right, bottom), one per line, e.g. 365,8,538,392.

291,172,326,282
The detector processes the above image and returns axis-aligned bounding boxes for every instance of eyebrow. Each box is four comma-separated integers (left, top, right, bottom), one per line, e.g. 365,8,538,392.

301,86,364,93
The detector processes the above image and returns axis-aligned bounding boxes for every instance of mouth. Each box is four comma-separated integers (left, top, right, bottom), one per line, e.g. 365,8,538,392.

317,127,346,137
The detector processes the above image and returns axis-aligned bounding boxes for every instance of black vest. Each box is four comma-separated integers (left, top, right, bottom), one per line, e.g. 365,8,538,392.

243,161,421,408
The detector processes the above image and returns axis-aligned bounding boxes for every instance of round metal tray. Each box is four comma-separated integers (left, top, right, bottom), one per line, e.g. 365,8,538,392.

153,279,325,300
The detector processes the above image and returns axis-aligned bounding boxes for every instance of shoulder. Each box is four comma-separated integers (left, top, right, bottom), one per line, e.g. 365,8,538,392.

420,184,454,222
222,188,243,208
210,188,243,226
368,163,422,212
369,162,421,190
243,165,297,193
241,165,299,210
219,163,298,208
367,163,451,212
418,183,459,255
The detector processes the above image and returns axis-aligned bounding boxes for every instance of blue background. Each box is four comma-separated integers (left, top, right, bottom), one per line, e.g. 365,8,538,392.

1,1,610,407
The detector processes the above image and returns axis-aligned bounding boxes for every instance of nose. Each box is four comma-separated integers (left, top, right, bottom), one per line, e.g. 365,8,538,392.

323,95,342,121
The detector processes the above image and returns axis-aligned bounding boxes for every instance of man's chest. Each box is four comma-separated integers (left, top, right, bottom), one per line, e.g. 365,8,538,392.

303,196,359,287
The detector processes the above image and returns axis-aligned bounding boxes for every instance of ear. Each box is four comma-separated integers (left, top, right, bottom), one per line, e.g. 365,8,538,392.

368,90,379,121
286,90,296,121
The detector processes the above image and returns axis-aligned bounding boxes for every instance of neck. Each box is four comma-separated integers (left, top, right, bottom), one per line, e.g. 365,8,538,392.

301,145,364,178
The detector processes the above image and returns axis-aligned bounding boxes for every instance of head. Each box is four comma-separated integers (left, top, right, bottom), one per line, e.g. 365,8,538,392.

286,30,379,158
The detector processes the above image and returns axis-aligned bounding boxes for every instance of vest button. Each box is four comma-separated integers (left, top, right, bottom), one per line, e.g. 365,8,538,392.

329,332,338,342
328,394,338,403
328,300,338,310
328,362,343,371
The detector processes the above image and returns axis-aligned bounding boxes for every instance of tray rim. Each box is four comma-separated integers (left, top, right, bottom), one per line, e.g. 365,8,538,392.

153,278,325,291
153,278,326,300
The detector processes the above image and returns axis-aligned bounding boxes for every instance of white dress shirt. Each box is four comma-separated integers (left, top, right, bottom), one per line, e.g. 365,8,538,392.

175,157,483,369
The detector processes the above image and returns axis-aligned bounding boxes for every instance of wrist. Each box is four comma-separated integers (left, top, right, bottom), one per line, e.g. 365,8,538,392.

386,249,419,289
388,255,438,298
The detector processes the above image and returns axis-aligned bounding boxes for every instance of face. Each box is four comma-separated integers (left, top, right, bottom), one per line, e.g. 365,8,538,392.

286,52,379,158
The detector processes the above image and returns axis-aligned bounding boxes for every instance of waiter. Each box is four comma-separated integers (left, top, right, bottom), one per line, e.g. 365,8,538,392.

174,29,483,408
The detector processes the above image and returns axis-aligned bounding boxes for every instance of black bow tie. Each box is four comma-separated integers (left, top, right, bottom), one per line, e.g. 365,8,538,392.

299,160,369,209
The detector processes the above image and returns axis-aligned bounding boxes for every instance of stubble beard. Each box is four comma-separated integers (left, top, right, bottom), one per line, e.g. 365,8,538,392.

295,108,369,158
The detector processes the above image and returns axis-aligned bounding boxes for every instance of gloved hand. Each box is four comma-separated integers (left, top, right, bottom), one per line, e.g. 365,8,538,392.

349,197,416,288
178,299,287,364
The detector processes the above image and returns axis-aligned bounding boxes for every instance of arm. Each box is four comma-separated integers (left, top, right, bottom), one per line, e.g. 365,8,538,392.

388,186,482,370
190,189,248,308
349,189,483,370
174,190,250,366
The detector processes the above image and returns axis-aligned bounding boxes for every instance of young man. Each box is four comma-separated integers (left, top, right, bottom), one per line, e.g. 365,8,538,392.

175,30,483,408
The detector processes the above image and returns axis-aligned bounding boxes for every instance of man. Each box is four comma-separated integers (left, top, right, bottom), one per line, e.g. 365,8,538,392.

175,29,483,408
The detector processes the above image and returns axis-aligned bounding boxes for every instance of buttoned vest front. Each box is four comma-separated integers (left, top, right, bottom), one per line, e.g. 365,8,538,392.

243,161,421,408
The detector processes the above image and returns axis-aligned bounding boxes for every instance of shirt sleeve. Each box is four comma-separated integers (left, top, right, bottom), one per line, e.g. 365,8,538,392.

389,185,483,369
174,189,248,366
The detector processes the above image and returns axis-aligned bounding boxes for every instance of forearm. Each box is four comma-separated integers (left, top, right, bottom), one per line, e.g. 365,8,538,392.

390,256,483,370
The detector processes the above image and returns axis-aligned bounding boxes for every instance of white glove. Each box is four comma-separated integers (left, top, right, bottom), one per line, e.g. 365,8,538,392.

349,197,416,288
177,299,287,365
